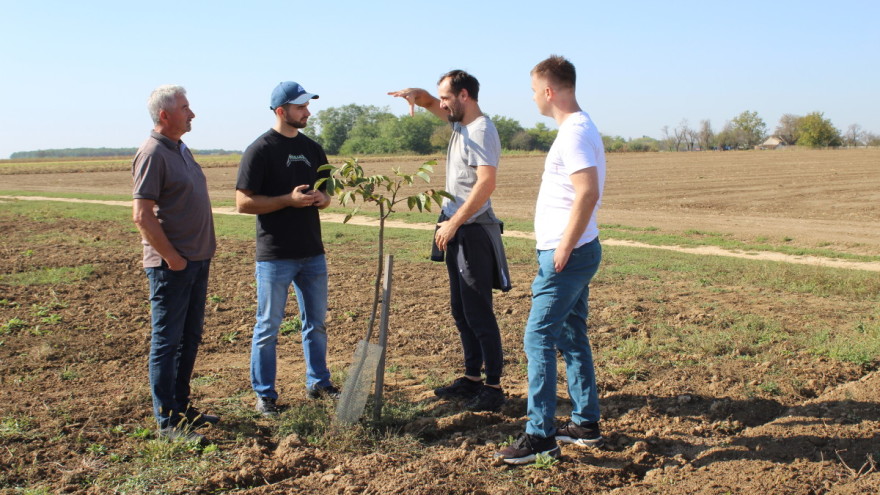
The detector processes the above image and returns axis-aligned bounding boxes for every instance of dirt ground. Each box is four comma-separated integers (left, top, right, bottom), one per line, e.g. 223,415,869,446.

0,149,878,494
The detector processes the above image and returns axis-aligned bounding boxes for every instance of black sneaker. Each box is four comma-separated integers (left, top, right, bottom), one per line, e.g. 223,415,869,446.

556,420,604,447
465,385,506,411
307,384,340,400
434,377,483,400
157,425,207,445
182,405,220,428
493,433,560,465
256,396,281,416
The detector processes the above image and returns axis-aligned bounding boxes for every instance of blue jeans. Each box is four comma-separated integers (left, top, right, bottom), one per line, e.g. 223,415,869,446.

251,256,330,399
145,259,211,429
524,239,602,438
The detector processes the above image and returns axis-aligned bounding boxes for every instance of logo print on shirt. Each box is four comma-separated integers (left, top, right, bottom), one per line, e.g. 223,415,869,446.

286,154,312,167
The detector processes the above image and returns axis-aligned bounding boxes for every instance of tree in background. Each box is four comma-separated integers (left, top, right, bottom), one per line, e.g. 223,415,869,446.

602,135,627,152
311,104,388,155
698,120,714,150
730,110,767,148
796,112,841,148
340,111,445,155
628,136,660,152
715,121,749,150
844,124,864,147
491,115,524,150
661,126,676,151
774,114,802,145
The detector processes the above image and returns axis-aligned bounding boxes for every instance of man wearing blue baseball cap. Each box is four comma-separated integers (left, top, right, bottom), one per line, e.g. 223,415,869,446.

235,81,338,416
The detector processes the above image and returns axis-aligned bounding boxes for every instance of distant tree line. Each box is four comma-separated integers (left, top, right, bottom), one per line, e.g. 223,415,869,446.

658,110,880,151
9,147,239,159
11,108,878,159
306,104,560,155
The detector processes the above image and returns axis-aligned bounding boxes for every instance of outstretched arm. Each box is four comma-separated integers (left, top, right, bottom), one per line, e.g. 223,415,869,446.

388,88,447,121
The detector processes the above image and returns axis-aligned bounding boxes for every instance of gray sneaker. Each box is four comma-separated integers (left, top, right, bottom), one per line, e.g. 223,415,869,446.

256,396,281,416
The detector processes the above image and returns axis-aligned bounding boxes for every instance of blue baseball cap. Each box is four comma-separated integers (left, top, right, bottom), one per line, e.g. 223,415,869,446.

270,81,319,110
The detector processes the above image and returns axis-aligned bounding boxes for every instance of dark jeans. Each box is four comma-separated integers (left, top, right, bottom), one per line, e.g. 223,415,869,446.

445,223,503,385
144,259,210,428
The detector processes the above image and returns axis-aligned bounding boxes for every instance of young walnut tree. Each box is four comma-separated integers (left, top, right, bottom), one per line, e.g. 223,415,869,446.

316,158,451,343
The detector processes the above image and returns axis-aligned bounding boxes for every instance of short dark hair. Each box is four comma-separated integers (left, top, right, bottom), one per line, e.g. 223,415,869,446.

531,55,576,89
438,70,480,101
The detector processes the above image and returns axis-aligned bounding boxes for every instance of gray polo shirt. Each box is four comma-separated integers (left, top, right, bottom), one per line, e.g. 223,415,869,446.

132,131,216,268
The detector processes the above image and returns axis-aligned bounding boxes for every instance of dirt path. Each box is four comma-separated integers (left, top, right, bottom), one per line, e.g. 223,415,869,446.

3,194,879,273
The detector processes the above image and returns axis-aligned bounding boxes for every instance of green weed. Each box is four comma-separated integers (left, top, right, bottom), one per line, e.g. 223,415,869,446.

0,416,34,439
280,315,303,336
1,317,27,334
86,443,108,456
60,366,79,381
531,452,560,469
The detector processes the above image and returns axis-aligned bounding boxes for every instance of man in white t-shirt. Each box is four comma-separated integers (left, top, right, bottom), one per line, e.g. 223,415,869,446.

389,71,510,412
495,55,607,465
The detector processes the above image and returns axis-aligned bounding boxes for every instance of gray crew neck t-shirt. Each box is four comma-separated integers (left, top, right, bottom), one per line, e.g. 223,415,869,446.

442,115,501,223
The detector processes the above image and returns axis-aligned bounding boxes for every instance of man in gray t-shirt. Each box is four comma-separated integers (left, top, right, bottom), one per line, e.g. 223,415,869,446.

132,85,218,444
390,70,509,412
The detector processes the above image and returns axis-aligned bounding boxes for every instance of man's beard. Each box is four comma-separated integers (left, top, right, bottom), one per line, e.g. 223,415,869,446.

447,104,465,122
286,117,307,129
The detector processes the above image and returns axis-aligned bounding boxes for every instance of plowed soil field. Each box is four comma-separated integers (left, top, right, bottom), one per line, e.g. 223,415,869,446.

0,149,878,494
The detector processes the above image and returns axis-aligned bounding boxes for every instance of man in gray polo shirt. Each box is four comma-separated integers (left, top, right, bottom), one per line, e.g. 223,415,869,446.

132,84,218,444
389,70,511,412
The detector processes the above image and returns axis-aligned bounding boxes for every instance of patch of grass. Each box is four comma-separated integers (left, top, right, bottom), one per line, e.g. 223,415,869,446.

601,246,880,299
610,337,651,361
0,416,34,439
758,381,781,395
279,315,303,336
275,400,333,442
190,374,220,387
607,366,649,381
1,317,28,334
0,265,95,286
370,392,428,429
59,366,79,381
0,198,131,223
96,436,224,493
808,317,880,367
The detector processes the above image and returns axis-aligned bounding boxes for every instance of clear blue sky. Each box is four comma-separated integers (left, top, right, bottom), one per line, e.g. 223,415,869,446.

1,0,878,158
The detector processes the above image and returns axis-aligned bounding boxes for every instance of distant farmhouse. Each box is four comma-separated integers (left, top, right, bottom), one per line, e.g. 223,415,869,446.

758,136,788,150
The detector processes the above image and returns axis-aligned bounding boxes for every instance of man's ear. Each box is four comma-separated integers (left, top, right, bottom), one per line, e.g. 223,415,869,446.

458,88,470,102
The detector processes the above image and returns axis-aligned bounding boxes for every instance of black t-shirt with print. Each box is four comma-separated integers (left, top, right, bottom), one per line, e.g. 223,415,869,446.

236,129,329,261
